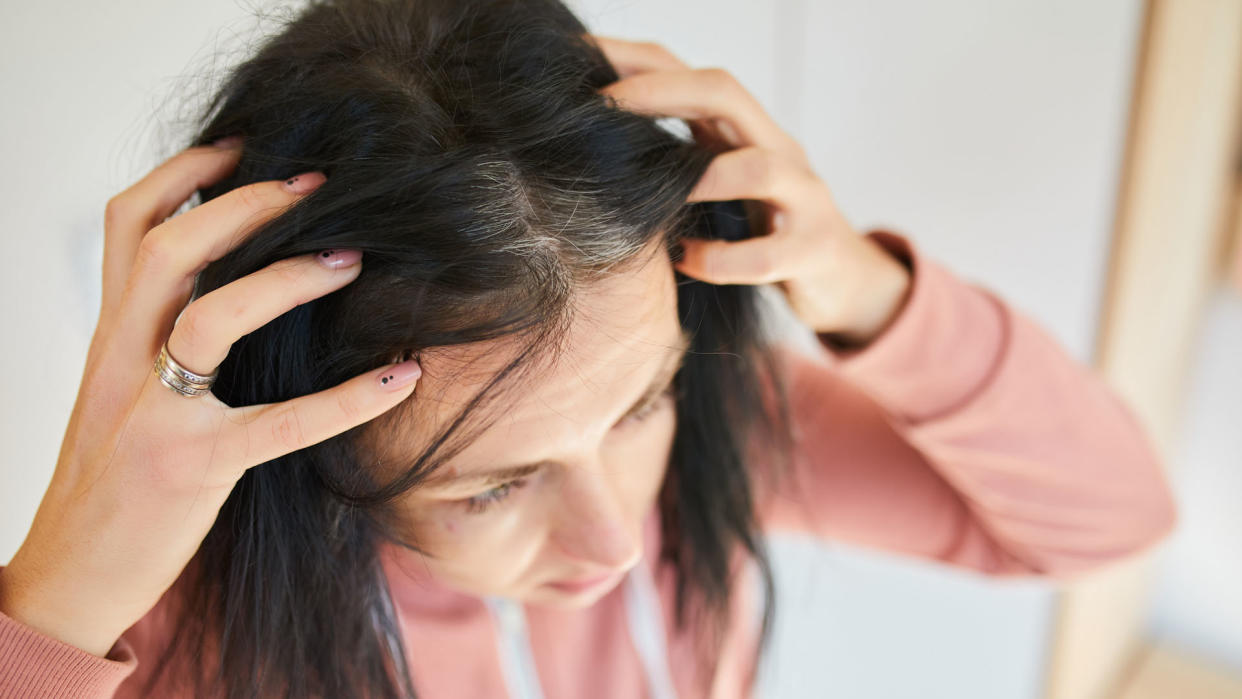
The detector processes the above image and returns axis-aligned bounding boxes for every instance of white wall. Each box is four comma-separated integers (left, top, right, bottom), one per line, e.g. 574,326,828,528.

1,1,263,551
2,1,1153,697
1146,287,1242,673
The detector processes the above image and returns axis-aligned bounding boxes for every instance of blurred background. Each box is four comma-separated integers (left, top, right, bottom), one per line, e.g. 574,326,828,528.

1,0,1239,697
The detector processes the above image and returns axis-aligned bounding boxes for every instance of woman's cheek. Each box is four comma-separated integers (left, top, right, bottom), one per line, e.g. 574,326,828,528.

648,411,678,492
607,406,678,508
423,503,487,548
400,499,482,553
421,497,539,564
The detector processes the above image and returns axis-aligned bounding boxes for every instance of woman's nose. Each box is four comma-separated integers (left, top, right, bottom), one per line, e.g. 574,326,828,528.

550,468,643,572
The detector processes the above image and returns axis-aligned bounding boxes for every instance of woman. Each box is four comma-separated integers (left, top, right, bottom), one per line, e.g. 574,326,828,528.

0,0,1177,697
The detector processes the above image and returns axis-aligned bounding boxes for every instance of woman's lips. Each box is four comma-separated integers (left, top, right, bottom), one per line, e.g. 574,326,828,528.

544,570,626,594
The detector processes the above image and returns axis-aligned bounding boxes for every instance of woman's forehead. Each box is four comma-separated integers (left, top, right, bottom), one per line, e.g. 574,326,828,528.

378,240,682,461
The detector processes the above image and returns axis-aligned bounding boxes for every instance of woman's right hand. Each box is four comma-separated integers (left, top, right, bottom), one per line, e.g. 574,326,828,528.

0,138,422,658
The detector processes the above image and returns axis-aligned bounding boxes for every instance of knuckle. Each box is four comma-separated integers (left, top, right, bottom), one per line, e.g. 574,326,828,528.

742,148,778,195
134,232,175,273
270,256,313,286
699,66,737,91
334,388,366,422
269,404,308,452
792,172,825,201
642,41,675,62
104,195,135,229
174,302,215,352
233,183,266,210
751,247,778,277
782,136,810,163
699,247,722,280
230,182,278,216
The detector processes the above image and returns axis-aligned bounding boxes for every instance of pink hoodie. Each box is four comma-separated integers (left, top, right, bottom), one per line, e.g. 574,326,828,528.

0,229,1179,698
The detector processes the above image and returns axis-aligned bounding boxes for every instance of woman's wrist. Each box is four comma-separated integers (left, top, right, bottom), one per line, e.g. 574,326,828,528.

0,564,120,658
817,233,913,347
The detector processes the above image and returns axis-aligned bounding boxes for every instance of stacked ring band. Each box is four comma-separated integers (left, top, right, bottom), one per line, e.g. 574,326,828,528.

153,342,219,397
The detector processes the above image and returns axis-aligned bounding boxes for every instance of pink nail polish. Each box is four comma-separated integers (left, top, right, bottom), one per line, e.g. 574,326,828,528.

316,248,362,269
283,171,327,194
379,359,422,391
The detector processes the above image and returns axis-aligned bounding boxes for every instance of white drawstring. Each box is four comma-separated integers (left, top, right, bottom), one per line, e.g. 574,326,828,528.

624,563,681,699
483,595,547,699
482,564,681,699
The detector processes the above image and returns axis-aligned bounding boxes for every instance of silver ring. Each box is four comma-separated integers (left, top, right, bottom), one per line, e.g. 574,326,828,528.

153,342,218,398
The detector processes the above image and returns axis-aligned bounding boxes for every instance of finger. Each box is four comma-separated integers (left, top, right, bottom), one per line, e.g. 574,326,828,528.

102,138,243,325
675,234,804,286
685,146,819,211
118,173,327,366
590,35,690,76
166,249,363,377
600,68,799,155
223,358,422,472
589,36,736,150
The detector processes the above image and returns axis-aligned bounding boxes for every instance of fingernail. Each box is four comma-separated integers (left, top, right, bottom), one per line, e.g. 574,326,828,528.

212,135,243,148
316,248,362,269
283,171,327,194
379,359,421,391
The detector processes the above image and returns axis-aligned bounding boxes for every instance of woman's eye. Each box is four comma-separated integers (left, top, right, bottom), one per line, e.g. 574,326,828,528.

459,387,680,515
462,478,527,515
621,384,679,426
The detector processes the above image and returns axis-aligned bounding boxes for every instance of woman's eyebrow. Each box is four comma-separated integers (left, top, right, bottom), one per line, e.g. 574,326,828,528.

617,328,690,421
425,328,692,490
430,462,545,490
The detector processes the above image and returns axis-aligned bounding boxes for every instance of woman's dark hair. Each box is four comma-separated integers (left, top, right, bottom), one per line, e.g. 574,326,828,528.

145,0,795,696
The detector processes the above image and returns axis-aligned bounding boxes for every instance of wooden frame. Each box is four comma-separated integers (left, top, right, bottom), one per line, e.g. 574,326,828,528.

1043,1,1242,698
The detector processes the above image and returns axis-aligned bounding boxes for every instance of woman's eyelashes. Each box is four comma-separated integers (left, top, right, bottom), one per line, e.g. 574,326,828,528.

458,385,681,516
463,478,528,514
619,383,679,427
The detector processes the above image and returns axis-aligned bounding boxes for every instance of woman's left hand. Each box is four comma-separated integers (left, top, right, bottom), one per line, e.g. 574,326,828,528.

593,35,913,347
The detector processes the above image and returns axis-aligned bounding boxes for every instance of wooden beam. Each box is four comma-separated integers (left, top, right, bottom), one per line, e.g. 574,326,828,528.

1043,1,1242,698
1116,641,1242,699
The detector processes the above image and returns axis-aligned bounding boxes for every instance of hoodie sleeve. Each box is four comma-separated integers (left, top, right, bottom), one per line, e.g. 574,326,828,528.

754,229,1179,582
0,594,137,698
